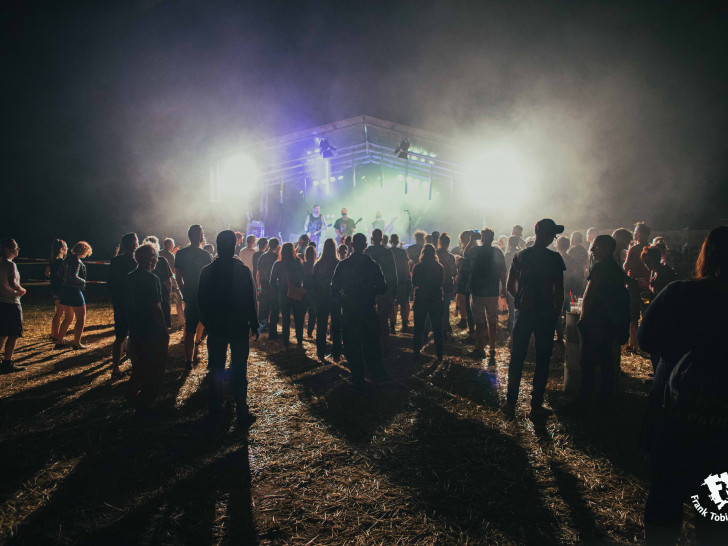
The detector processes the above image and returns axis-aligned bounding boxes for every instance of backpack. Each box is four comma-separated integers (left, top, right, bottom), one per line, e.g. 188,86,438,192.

663,346,728,433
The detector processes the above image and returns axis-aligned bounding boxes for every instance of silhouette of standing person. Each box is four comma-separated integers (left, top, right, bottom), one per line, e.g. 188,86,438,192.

412,244,444,360
364,229,397,353
270,242,306,349
198,230,260,428
0,239,26,373
175,225,212,370
506,219,565,415
256,238,280,338
638,226,728,544
108,233,138,378
56,241,93,349
331,233,387,389
124,244,169,416
312,238,341,361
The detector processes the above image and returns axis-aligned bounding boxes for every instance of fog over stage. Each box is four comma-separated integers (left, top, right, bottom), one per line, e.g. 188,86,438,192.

210,115,534,244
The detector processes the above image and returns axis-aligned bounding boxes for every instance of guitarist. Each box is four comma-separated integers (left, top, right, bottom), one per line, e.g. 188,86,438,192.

334,208,358,244
303,204,328,247
370,211,398,235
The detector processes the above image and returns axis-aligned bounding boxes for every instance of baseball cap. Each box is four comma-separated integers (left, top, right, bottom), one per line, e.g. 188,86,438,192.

535,219,565,235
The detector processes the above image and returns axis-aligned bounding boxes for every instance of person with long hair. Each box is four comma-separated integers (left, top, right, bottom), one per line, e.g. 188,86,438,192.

108,233,138,377
436,233,457,339
638,226,728,544
46,239,67,341
270,242,305,348
641,245,677,300
412,244,445,360
312,238,341,360
302,244,318,338
56,241,92,349
624,222,652,351
0,239,26,373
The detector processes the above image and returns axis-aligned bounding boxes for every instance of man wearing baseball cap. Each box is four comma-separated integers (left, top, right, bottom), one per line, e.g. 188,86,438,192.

505,218,566,416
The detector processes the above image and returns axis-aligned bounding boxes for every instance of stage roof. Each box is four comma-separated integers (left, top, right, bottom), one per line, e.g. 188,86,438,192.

211,115,464,201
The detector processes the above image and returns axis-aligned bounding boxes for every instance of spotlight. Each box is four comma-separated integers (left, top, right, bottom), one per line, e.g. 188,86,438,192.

318,137,336,158
394,139,410,159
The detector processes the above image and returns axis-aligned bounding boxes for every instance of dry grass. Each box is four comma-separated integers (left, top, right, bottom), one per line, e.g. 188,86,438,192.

0,300,695,544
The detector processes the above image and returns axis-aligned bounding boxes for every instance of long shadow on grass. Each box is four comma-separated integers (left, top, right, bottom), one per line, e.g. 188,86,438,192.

370,393,562,544
551,372,650,480
3,355,256,545
10,416,255,545
263,335,416,444
0,359,199,522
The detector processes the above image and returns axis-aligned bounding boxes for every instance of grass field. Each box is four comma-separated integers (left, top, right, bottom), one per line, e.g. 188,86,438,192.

0,301,694,544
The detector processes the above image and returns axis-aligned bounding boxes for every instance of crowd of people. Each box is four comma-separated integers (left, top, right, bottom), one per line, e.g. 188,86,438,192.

0,219,726,541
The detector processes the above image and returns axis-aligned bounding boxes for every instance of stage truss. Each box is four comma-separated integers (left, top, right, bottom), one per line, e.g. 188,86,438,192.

210,115,464,224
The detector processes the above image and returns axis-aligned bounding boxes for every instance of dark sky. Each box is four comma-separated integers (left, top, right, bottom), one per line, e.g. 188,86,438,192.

3,0,728,256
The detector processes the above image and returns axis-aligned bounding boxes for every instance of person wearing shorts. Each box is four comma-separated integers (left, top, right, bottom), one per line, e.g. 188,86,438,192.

469,229,507,360
46,239,67,341
57,241,93,349
0,239,26,373
174,224,211,370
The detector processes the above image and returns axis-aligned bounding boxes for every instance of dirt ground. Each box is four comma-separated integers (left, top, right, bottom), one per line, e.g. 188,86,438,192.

0,301,694,544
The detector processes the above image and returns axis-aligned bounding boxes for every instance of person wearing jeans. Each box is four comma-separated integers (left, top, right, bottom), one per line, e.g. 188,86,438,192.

270,243,306,348
505,219,566,415
198,230,260,427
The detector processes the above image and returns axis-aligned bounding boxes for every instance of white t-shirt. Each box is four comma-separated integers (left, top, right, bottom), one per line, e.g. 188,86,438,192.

0,259,21,304
238,247,256,272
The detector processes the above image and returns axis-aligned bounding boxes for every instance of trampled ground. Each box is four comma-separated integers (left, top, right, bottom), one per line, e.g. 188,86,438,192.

0,302,693,544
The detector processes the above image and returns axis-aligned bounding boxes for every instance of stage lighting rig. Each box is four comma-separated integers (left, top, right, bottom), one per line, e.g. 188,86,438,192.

394,139,410,159
318,137,336,158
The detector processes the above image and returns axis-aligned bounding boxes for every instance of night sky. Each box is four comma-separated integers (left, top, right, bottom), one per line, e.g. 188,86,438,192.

4,0,728,257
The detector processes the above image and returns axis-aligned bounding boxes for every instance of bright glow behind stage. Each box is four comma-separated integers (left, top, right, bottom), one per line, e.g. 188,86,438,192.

462,143,534,207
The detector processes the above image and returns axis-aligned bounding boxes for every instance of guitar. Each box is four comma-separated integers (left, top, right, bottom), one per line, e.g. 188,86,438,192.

336,217,363,244
307,224,327,240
